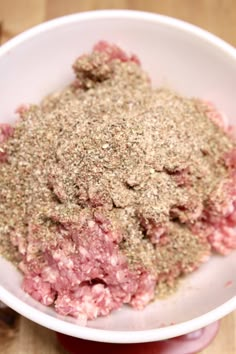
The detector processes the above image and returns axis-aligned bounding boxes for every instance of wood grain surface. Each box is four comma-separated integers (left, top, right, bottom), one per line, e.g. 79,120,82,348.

0,1,235,353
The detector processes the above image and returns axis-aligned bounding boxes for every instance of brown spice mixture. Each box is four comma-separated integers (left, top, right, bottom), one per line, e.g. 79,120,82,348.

0,49,234,285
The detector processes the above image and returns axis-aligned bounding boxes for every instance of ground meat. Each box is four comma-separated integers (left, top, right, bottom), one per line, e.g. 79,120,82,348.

21,210,155,319
0,41,236,322
192,167,236,255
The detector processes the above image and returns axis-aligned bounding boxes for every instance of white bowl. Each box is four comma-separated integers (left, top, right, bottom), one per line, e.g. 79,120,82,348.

0,10,236,344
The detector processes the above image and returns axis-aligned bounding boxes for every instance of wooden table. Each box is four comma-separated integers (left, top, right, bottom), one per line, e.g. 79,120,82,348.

0,0,235,353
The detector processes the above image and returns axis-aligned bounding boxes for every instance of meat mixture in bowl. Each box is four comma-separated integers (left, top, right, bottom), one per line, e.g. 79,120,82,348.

0,42,236,321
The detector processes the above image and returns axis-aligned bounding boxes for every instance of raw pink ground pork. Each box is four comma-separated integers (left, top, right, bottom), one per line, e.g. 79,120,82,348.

20,211,155,318
0,42,236,322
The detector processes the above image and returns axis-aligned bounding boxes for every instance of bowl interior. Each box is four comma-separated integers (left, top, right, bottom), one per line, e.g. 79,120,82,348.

0,11,236,342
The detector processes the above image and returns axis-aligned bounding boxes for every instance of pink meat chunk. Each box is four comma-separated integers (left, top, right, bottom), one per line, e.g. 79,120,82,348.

22,276,56,306
20,212,155,320
139,215,167,245
192,159,236,255
130,271,156,309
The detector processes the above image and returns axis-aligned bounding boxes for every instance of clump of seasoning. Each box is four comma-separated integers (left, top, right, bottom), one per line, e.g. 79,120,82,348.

0,41,236,320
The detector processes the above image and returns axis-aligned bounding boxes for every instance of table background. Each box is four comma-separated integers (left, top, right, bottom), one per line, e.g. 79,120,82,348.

0,0,235,353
